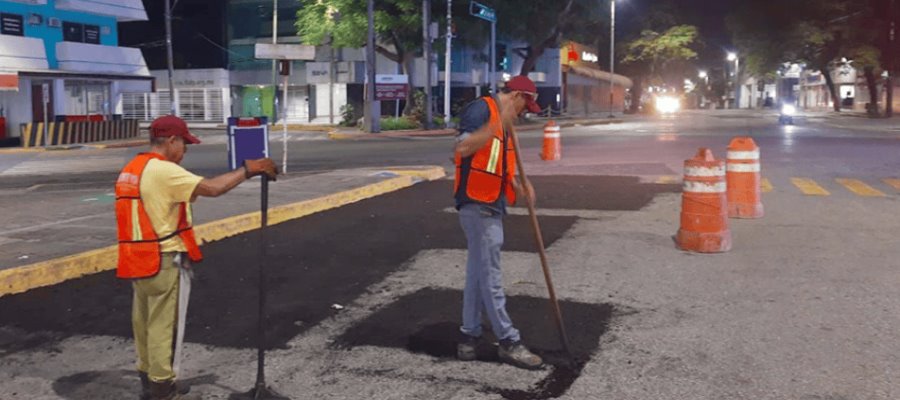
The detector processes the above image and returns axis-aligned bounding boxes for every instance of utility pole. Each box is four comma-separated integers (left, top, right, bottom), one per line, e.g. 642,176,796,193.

887,0,895,117
608,0,615,118
443,0,452,127
271,0,278,123
164,0,175,114
423,0,433,129
364,0,380,132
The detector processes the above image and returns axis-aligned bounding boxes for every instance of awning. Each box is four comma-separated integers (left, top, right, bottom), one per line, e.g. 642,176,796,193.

0,35,50,72
56,42,150,76
0,73,18,91
54,0,148,22
564,65,633,89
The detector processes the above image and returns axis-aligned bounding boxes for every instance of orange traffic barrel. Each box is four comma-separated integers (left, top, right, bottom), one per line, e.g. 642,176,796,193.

726,137,763,218
676,148,732,253
540,120,561,161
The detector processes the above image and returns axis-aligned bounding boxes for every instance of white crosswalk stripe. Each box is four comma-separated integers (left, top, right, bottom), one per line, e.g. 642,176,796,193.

0,156,126,176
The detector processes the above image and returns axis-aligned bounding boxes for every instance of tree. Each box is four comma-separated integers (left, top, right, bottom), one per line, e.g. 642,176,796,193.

296,0,424,114
729,0,880,113
621,25,700,113
484,0,606,76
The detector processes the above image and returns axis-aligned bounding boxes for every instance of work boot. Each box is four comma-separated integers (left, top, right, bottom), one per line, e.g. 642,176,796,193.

149,380,201,400
457,334,480,361
498,339,543,370
141,373,190,400
139,372,150,400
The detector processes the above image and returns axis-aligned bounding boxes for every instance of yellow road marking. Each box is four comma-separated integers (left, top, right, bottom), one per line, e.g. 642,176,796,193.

655,175,680,184
836,178,886,197
0,167,446,297
883,178,900,191
791,178,830,196
760,178,773,193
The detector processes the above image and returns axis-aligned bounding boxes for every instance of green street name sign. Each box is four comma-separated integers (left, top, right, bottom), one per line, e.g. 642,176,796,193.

469,1,496,22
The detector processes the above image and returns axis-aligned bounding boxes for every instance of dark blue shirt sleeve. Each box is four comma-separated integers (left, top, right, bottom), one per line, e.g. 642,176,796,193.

457,99,490,138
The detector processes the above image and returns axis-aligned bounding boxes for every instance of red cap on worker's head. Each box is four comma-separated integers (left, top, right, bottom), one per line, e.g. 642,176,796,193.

505,75,542,113
150,115,201,144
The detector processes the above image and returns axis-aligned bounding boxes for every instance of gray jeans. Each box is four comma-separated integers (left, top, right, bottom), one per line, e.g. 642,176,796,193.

458,203,520,342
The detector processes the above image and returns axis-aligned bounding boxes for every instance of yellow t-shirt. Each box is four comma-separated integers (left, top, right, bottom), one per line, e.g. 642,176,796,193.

139,158,204,252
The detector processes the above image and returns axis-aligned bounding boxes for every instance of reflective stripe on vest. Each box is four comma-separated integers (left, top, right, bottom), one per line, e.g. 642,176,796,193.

453,97,517,205
115,153,203,279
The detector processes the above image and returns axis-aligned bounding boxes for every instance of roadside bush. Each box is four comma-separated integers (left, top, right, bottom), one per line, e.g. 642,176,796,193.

339,104,356,127
380,117,419,131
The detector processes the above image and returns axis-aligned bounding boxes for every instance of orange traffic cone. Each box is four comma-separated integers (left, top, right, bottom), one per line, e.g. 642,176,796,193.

676,148,732,253
540,120,561,161
726,137,764,218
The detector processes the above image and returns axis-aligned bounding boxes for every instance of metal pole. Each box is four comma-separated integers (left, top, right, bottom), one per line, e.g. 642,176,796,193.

444,0,452,126
42,85,48,146
490,20,496,95
165,0,176,114
282,72,288,174
329,36,335,125
271,0,278,122
423,0,433,129
364,0,380,132
734,58,740,109
255,176,268,388
608,0,615,118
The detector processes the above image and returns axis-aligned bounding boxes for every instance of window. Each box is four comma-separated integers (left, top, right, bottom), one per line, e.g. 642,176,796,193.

84,24,100,44
1,13,24,36
62,21,83,42
64,81,110,116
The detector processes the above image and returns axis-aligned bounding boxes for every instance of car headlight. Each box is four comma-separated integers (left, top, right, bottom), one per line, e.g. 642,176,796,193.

781,104,796,116
655,96,680,113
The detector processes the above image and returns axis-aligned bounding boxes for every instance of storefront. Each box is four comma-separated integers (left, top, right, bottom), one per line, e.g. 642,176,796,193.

560,42,632,115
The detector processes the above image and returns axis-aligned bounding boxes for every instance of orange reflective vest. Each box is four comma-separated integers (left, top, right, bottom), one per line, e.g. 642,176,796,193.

454,97,517,205
115,153,202,279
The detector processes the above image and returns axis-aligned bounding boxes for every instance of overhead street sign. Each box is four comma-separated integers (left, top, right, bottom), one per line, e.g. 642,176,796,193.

469,1,496,22
254,43,316,60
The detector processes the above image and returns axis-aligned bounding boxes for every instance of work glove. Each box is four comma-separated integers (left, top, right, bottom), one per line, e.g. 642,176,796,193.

244,158,279,181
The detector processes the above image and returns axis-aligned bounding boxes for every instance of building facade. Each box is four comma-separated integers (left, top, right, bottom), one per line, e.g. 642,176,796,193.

0,0,151,145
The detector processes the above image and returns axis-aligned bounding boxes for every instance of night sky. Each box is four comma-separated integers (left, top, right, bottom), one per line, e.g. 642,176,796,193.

120,0,741,72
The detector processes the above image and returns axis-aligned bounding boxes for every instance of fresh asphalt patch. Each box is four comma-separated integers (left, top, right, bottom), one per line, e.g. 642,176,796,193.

0,175,676,398
334,287,613,400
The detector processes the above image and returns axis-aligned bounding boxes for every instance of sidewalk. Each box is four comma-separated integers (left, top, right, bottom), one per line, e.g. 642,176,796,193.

0,165,444,297
328,114,629,140
0,127,331,154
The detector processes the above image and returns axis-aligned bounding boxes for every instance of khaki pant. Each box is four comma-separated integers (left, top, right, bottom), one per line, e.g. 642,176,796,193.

132,252,187,383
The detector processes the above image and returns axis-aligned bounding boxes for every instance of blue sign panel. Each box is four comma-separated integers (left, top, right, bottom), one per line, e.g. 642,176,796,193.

227,117,269,170
469,1,496,22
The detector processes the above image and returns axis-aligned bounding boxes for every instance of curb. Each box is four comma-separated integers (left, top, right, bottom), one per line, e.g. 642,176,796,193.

0,166,446,298
327,118,625,140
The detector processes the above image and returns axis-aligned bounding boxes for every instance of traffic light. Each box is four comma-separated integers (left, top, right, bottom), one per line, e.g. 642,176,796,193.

495,43,508,72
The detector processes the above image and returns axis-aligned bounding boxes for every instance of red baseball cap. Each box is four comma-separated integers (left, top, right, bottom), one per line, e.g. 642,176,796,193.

150,115,201,144
505,75,542,113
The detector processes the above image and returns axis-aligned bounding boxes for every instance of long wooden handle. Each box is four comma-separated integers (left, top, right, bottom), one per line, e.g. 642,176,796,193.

507,124,573,359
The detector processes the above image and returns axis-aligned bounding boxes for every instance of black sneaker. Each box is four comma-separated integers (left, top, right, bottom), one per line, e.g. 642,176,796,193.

457,334,480,361
498,340,543,370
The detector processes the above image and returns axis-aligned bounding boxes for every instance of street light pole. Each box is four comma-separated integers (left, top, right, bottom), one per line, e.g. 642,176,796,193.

608,0,615,118
164,0,175,114
271,0,278,122
423,0,433,130
443,0,452,127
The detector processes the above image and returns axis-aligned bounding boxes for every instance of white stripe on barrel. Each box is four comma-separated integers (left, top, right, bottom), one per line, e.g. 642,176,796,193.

684,165,725,177
683,181,727,193
726,163,761,173
727,150,760,160
544,126,560,132
543,133,560,138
